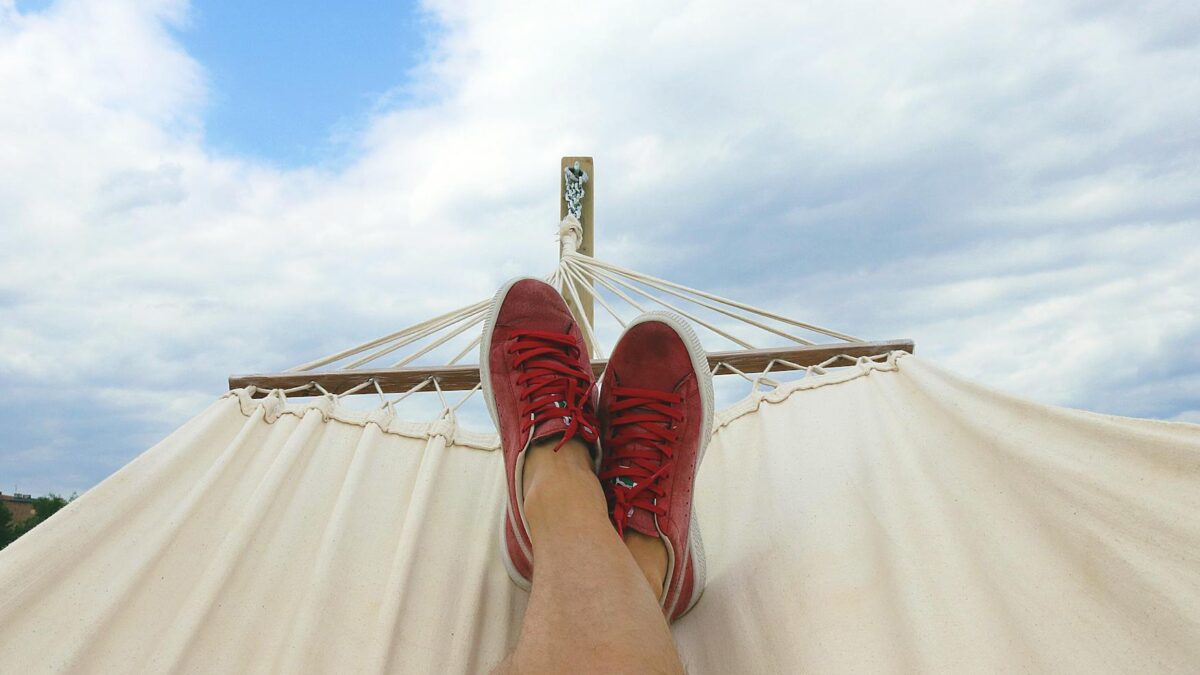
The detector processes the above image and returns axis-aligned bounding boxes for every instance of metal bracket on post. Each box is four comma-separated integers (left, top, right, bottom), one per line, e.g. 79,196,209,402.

560,156,595,350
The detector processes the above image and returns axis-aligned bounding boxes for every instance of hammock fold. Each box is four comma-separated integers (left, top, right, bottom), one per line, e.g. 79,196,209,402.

1,354,1197,673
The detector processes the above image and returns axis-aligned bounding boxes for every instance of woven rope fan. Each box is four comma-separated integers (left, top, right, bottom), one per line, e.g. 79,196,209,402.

229,157,914,415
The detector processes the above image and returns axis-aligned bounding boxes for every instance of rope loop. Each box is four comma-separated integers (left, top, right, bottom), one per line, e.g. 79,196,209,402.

559,214,583,256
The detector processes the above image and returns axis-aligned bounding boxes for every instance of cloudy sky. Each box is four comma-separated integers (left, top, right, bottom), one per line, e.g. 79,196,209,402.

1,0,1197,496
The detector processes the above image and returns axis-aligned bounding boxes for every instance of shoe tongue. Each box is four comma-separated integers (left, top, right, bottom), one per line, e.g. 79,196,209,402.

621,506,658,538
611,475,661,538
529,413,572,445
529,414,600,466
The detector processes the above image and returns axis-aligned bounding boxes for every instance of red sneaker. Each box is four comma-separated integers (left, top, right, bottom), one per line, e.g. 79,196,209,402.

598,311,714,621
480,277,600,589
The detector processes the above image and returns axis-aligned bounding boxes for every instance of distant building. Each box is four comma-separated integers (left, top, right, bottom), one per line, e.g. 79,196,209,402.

0,492,37,523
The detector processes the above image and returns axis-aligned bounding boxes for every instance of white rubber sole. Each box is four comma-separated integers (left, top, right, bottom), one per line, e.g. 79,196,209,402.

620,311,713,619
480,277,539,591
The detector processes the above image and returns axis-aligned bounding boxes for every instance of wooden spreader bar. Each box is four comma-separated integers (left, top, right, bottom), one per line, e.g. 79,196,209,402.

229,339,914,396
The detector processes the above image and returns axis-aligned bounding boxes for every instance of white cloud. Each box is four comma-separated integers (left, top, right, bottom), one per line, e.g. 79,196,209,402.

0,0,1198,493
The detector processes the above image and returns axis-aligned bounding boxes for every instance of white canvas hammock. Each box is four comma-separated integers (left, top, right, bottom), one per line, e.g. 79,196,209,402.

1,354,1197,673
1,162,1198,672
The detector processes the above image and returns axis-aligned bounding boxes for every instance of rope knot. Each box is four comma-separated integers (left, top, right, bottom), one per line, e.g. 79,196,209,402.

559,214,583,256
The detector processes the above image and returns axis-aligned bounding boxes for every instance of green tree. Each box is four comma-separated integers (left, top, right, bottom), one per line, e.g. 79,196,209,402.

0,501,13,550
5,493,73,545
30,493,69,521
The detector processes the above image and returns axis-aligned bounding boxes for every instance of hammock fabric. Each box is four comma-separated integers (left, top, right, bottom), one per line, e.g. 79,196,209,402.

1,354,1197,673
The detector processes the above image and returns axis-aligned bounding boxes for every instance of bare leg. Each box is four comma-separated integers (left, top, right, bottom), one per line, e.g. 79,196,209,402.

624,531,668,598
493,438,683,674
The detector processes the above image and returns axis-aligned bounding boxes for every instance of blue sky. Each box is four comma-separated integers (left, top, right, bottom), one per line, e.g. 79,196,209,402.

0,0,1198,496
178,1,425,165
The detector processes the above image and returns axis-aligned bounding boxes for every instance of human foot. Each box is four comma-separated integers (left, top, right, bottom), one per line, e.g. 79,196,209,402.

480,278,600,589
598,311,713,621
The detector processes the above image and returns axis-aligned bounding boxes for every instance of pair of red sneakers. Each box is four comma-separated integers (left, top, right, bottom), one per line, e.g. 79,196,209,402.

480,278,713,622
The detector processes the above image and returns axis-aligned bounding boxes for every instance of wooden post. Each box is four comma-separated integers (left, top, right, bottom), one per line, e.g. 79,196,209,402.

560,156,595,344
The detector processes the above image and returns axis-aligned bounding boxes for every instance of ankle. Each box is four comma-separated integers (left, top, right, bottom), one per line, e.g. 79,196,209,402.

624,531,668,599
522,436,594,493
522,437,602,518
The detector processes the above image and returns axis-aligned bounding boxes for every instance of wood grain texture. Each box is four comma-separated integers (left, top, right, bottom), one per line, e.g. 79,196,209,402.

229,339,914,396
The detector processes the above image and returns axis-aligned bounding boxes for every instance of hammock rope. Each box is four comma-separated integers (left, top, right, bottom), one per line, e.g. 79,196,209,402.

249,352,899,418
292,259,859,374
233,219,906,411
563,257,761,349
